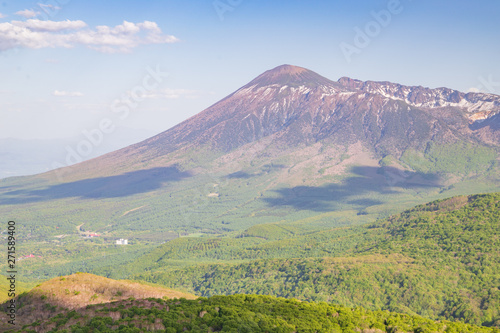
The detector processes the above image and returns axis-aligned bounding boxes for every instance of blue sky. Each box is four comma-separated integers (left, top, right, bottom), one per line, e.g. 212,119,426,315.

1,0,500,141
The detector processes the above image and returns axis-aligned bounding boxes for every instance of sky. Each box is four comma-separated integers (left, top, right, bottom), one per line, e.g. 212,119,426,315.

1,0,500,145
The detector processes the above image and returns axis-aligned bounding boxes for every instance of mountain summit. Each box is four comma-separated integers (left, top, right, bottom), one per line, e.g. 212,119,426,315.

246,64,339,88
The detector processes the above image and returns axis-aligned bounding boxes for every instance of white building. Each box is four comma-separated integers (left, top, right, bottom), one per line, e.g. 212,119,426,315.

116,239,128,245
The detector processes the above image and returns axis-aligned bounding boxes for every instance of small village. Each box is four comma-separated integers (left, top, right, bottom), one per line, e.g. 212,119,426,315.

18,254,42,261
77,223,128,244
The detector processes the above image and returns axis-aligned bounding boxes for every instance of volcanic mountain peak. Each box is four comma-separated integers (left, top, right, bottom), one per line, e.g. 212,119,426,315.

41,64,500,180
265,64,309,77
245,64,339,88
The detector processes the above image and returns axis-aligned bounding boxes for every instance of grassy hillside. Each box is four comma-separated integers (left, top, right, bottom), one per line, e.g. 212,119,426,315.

0,277,33,303
0,273,195,330
8,295,500,333
130,193,500,327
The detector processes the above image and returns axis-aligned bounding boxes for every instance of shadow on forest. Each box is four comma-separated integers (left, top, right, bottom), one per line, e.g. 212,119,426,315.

227,171,254,179
263,166,442,212
0,166,191,205
227,164,287,179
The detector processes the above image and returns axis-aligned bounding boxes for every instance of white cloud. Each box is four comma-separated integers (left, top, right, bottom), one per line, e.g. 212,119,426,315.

15,9,40,18
467,87,480,93
0,13,6,19
38,3,61,11
53,90,84,97
0,19,179,53
12,19,87,32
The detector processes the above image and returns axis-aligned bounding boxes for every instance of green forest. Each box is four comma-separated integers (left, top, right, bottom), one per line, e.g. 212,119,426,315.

12,295,500,333
3,192,500,330
126,193,500,327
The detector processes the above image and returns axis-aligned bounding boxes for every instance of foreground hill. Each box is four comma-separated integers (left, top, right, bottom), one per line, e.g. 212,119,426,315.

0,273,195,330
6,294,500,333
131,193,500,327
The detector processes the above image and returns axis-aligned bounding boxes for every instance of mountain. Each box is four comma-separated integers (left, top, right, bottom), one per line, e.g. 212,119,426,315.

107,65,500,152
41,64,500,180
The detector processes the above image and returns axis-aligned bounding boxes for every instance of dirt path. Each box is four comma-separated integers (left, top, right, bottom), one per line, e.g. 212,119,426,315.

121,205,146,217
